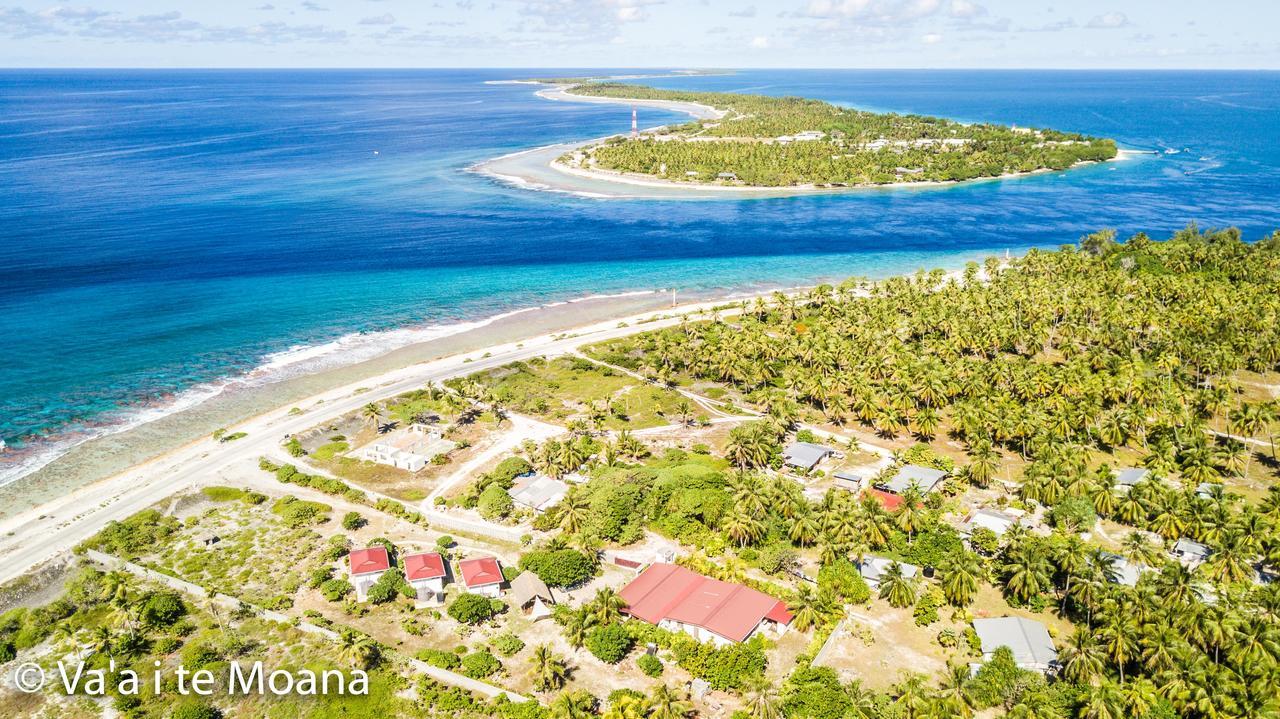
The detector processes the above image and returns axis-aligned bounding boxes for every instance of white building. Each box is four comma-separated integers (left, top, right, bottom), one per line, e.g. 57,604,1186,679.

357,423,456,472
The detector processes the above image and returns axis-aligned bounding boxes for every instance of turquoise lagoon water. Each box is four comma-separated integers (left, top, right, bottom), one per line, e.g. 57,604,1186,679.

1,68,1279,483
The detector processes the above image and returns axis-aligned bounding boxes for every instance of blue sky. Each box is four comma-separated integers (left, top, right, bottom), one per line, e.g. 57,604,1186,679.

1,1,1275,68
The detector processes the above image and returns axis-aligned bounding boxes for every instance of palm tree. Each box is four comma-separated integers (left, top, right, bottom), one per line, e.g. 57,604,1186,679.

549,690,596,719
337,630,379,669
1002,542,1052,604
788,585,833,632
722,505,764,547
528,644,569,693
938,552,981,607
361,402,383,432
936,663,975,718
1059,627,1106,684
742,681,781,719
561,605,597,649
646,684,693,719
878,562,916,609
590,588,626,625
559,493,589,535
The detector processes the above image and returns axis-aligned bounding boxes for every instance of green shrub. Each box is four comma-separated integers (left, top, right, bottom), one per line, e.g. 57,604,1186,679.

201,486,245,502
342,511,367,531
417,648,461,670
448,593,497,624
585,623,634,664
518,548,596,588
461,651,501,679
139,592,186,628
271,496,331,527
478,485,514,520
79,509,179,559
365,570,408,605
492,633,525,657
320,579,352,602
637,653,663,677
170,700,223,719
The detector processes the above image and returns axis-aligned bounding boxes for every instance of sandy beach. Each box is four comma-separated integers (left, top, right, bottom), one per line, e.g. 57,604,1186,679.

0,286,801,587
473,84,1143,200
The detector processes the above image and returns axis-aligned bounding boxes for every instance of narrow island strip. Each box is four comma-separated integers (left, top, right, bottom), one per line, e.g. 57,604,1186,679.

474,79,1129,199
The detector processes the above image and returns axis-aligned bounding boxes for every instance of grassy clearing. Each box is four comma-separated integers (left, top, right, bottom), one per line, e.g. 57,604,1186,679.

457,356,690,429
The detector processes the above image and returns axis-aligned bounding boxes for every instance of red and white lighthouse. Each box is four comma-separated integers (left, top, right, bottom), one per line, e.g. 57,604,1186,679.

630,105,638,139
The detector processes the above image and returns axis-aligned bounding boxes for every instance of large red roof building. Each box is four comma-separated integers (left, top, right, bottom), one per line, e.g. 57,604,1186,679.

619,563,793,646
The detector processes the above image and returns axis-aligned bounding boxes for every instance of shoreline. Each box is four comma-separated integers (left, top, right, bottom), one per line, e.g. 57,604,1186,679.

473,84,1144,200
0,257,988,587
0,282,821,586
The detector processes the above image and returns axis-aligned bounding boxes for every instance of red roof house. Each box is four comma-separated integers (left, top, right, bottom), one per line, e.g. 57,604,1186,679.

403,551,448,603
404,552,447,582
863,487,904,511
348,546,391,576
458,557,504,597
347,546,391,603
619,563,793,645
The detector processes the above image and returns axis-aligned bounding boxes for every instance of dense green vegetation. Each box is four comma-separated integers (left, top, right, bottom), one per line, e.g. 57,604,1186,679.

564,83,1117,187
569,227,1280,718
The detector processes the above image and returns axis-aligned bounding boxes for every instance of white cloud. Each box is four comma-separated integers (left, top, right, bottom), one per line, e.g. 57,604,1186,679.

749,34,769,48
514,0,662,35
729,5,756,17
947,0,984,19
359,14,396,25
921,31,942,43
1086,11,1130,29
0,6,348,43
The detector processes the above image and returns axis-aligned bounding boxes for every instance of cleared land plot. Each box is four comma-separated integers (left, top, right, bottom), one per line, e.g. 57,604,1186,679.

455,356,691,429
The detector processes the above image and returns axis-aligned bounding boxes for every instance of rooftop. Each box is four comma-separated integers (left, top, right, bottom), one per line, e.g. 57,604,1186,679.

965,508,1018,536
510,475,569,512
510,570,554,607
459,557,503,588
620,563,792,643
403,552,447,582
348,546,391,576
783,442,832,469
880,464,947,495
859,556,919,584
1115,467,1150,487
973,617,1058,668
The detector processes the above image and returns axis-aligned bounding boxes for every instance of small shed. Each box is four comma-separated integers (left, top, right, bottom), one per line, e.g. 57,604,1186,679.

509,571,556,621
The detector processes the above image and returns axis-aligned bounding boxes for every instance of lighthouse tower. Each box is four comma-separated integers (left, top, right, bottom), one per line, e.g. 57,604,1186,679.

630,105,638,139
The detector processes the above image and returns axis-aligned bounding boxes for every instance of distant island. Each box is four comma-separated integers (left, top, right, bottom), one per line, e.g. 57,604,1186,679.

554,82,1119,189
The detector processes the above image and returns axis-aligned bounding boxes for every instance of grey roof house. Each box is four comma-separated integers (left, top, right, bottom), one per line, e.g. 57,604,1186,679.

858,556,919,588
1113,467,1150,491
972,617,1058,672
510,475,569,513
783,442,834,471
879,464,947,496
1173,538,1212,567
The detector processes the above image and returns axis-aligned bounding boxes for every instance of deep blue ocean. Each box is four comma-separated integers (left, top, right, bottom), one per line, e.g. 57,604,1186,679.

2,68,1279,482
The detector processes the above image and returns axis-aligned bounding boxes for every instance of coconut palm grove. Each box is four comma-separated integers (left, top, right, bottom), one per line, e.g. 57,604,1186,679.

7,226,1280,719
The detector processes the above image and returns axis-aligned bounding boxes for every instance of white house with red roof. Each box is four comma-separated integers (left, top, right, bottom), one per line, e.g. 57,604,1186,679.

403,551,448,604
458,556,504,598
348,546,391,602
619,563,793,647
